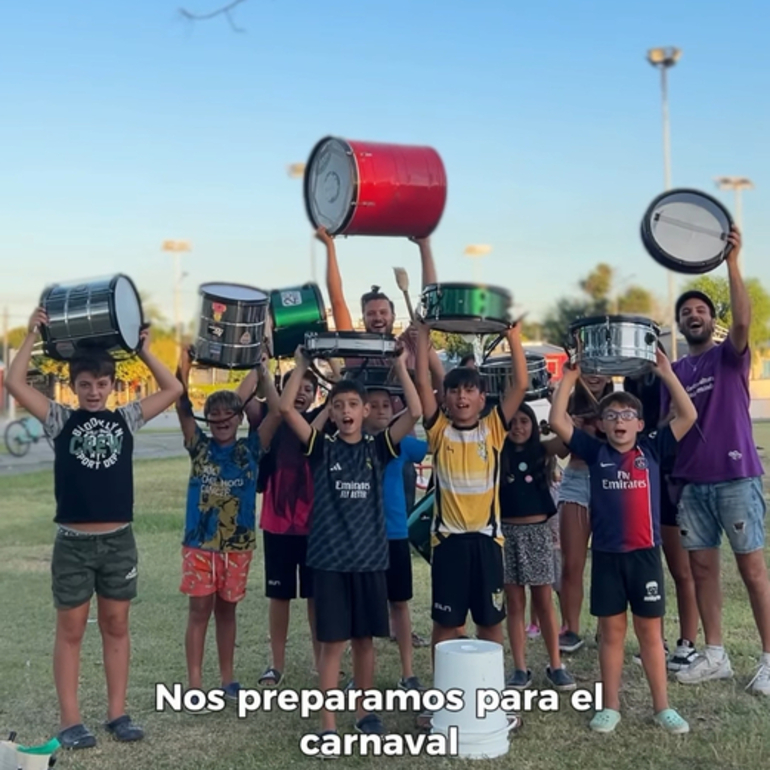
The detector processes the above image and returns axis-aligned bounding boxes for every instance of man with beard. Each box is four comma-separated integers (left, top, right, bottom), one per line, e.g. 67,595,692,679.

314,227,445,407
661,227,770,695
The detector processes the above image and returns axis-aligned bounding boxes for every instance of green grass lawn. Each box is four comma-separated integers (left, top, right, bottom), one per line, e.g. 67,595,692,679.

1,443,770,770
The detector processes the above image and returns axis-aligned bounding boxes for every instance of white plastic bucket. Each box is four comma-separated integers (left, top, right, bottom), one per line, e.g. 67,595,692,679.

431,639,513,760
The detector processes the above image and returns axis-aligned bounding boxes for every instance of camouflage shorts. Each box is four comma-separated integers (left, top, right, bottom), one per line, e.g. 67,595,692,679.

51,525,138,609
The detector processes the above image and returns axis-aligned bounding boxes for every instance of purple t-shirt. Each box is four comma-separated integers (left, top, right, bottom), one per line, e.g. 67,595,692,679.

660,337,762,484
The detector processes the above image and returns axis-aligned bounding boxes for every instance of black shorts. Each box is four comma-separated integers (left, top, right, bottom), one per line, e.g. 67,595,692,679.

431,533,506,629
386,539,413,603
590,547,665,619
313,570,389,643
263,531,313,600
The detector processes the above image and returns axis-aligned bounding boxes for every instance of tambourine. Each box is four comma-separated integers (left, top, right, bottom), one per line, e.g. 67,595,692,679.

640,188,734,275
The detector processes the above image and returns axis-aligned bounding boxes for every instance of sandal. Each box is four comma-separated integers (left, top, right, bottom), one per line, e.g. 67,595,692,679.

105,714,144,742
654,708,690,734
58,723,97,750
589,708,621,733
258,666,283,687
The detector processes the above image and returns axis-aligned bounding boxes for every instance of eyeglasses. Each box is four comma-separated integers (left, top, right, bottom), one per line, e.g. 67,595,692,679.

602,410,639,422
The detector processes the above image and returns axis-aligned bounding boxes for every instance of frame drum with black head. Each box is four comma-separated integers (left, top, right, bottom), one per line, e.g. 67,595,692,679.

195,283,269,370
420,283,512,334
39,274,144,361
479,352,550,402
569,315,660,377
641,188,734,275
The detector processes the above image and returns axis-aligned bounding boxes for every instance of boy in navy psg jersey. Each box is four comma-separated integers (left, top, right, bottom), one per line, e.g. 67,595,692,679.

549,347,696,736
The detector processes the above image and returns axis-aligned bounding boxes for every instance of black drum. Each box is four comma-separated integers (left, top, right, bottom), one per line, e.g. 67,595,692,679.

39,274,144,361
195,283,269,370
641,188,734,275
341,363,410,394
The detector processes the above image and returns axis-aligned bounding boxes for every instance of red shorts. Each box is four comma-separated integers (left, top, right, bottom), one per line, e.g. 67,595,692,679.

180,547,253,603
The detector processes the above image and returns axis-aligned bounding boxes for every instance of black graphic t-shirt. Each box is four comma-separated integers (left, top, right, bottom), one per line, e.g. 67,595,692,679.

303,428,399,572
44,401,145,524
499,441,557,520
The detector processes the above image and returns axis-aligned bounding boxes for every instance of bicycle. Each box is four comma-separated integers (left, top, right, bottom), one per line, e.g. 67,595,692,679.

4,416,53,458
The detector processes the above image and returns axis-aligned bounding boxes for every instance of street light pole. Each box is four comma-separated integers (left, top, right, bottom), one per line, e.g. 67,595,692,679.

161,239,192,356
287,163,316,282
464,244,492,283
648,46,681,360
715,176,754,272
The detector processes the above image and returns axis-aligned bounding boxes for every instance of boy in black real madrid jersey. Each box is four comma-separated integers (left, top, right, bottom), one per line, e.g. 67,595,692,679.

6,308,183,750
549,348,696,735
279,345,422,738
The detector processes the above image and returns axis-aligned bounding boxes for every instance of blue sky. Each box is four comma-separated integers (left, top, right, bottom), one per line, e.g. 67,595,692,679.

2,0,769,331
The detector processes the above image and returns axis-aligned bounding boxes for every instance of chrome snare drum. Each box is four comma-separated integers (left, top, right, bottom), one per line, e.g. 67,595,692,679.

303,331,397,359
39,274,144,361
195,283,269,370
479,353,550,402
569,315,660,377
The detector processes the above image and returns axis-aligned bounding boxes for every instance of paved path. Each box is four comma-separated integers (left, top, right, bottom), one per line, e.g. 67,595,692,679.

0,412,187,477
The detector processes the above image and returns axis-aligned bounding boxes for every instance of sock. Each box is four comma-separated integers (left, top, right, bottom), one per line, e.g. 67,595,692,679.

705,644,725,658
761,652,770,667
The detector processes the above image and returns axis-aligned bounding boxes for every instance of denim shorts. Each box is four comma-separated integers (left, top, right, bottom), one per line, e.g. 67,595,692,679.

558,466,590,508
678,477,766,554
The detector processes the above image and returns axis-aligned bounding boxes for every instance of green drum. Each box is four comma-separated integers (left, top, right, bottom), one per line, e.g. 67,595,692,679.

268,283,328,359
420,283,512,334
407,490,434,564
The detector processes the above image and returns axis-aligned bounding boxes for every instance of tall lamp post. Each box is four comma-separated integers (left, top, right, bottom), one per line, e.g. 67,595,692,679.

647,46,682,360
287,162,317,282
464,244,492,283
161,239,192,356
714,176,754,272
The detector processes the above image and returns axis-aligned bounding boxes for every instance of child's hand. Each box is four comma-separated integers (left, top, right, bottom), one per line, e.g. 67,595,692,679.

28,307,48,334
315,226,334,246
294,345,309,368
393,343,408,369
652,346,673,377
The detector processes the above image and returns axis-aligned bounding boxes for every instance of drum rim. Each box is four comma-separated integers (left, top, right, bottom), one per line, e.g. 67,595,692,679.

307,331,397,342
109,274,145,351
303,136,358,236
423,316,512,332
640,187,734,273
569,314,661,332
199,282,270,303
269,283,328,325
422,282,513,299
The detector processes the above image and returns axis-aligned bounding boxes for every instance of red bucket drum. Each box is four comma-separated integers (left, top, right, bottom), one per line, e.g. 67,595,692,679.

303,136,447,238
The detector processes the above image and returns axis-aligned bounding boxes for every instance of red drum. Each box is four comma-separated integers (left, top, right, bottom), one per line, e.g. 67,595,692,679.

304,136,447,238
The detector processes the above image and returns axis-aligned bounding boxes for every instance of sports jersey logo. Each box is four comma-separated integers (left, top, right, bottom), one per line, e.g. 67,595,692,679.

634,456,648,470
329,463,342,472
477,440,488,461
644,581,661,602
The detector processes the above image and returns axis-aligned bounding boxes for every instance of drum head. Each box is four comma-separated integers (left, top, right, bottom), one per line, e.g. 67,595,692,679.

304,137,356,234
113,276,144,351
200,283,269,303
641,189,734,274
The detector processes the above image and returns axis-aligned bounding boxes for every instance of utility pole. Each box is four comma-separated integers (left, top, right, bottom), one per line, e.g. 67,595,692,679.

714,176,754,272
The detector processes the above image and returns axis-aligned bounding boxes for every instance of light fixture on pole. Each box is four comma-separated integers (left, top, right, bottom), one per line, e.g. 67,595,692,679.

714,176,753,271
162,239,192,355
464,244,492,282
287,162,317,283
647,45,682,360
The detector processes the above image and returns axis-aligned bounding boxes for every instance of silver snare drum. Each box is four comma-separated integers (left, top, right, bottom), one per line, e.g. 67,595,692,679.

39,274,144,361
479,352,550,402
195,283,269,370
304,332,397,359
569,315,660,377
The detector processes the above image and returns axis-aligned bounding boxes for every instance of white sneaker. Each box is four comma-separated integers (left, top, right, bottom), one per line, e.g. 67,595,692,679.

746,661,770,696
675,649,733,684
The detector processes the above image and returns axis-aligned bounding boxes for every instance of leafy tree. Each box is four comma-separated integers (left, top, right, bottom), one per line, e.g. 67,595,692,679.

5,326,27,349
617,286,655,316
579,263,613,305
684,275,770,351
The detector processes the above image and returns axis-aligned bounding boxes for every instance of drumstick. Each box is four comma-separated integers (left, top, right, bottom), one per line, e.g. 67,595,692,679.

393,267,416,321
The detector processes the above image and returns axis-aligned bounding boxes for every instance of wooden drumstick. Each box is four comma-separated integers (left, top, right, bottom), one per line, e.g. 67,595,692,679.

393,267,416,322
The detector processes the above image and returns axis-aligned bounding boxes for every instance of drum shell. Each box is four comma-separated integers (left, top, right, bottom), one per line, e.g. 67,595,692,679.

39,274,144,361
479,354,550,402
304,137,447,238
570,316,659,377
421,283,512,334
196,287,268,370
269,283,328,359
304,332,397,359
407,490,434,564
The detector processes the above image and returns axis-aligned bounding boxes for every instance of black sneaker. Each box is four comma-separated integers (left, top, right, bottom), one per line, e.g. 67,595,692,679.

356,714,385,735
315,730,339,760
546,666,577,691
667,639,698,671
398,676,425,691
559,631,584,653
506,669,532,689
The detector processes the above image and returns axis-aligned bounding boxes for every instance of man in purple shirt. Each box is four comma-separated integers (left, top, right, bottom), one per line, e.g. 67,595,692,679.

661,227,770,695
